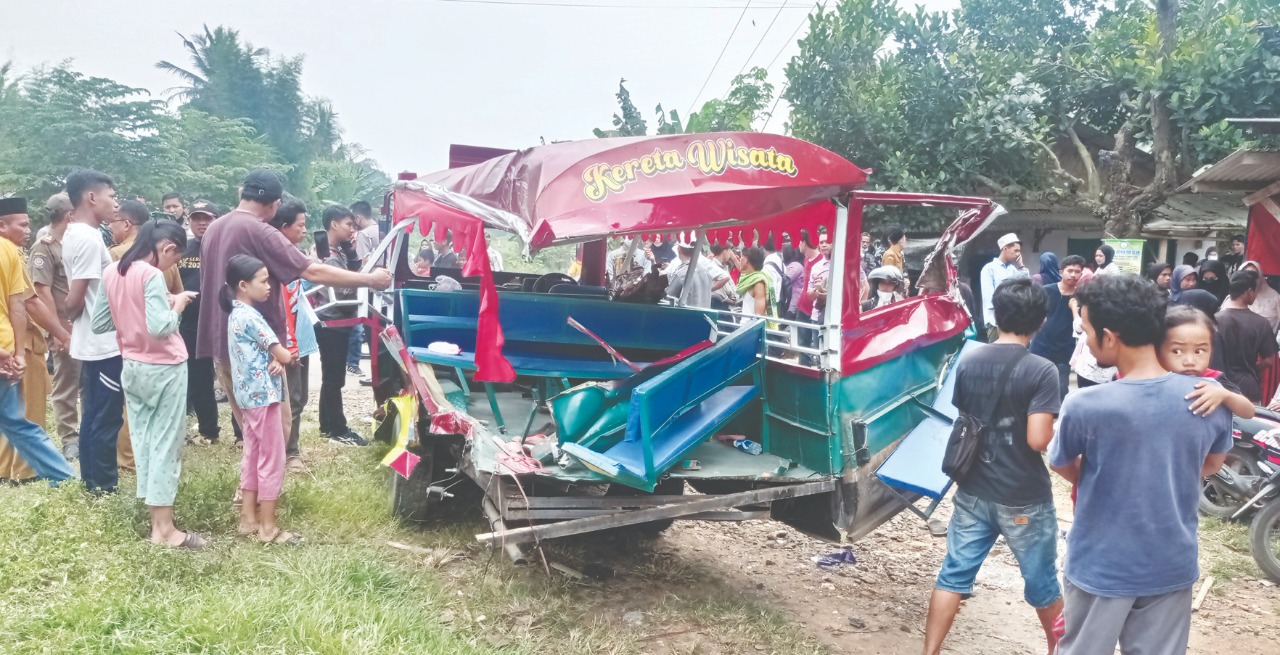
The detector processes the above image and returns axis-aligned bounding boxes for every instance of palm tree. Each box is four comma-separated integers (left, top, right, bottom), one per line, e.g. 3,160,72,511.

155,25,267,104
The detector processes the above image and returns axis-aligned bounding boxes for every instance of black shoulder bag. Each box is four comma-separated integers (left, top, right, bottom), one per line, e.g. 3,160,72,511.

941,348,1028,482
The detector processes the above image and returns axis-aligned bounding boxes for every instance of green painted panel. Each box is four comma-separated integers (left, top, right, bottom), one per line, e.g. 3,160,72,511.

761,367,838,474
835,336,964,471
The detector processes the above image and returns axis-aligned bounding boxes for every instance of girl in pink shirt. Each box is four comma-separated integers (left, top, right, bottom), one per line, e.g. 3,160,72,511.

91,221,202,549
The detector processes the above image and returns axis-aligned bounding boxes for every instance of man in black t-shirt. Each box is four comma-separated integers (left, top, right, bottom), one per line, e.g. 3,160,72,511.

923,278,1063,655
1212,270,1277,403
1030,254,1086,400
180,203,219,444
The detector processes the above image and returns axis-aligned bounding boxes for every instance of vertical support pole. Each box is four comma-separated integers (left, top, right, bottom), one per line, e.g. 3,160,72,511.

824,203,849,372
677,230,704,307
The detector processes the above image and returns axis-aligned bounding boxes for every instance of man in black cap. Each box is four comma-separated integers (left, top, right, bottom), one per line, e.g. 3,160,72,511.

179,201,220,444
0,197,75,483
196,170,391,453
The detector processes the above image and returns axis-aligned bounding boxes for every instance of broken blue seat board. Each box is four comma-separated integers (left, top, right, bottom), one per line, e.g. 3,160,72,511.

873,338,981,501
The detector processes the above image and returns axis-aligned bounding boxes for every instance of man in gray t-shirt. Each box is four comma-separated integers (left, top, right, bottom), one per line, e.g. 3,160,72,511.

1050,274,1231,655
924,278,1062,655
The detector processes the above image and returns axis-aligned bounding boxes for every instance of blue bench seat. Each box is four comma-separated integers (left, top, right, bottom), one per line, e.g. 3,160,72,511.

399,289,715,381
560,321,767,491
874,415,954,500
566,385,759,486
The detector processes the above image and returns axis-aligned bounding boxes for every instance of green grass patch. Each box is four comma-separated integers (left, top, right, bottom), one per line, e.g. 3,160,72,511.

1201,516,1263,585
0,427,826,654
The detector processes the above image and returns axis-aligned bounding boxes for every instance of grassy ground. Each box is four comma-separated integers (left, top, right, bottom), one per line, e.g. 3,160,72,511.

0,430,826,655
1202,515,1266,584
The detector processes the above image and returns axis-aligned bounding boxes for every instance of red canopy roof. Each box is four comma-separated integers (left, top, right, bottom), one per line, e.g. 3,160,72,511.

397,132,868,250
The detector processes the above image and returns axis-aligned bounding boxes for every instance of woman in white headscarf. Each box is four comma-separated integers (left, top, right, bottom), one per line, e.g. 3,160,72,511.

1239,260,1280,330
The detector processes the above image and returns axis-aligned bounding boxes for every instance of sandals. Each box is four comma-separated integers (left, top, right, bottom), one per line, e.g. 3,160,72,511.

163,532,210,550
260,529,305,546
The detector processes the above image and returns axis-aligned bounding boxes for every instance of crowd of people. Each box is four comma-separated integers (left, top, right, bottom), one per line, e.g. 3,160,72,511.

922,230,1277,653
0,169,390,548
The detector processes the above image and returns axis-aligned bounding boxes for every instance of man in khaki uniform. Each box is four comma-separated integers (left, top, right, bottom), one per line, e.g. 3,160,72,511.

0,197,71,482
29,193,79,460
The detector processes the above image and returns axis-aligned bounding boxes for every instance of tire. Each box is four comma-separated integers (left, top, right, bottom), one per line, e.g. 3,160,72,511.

1199,446,1264,519
605,478,685,536
1248,500,1280,584
389,435,480,524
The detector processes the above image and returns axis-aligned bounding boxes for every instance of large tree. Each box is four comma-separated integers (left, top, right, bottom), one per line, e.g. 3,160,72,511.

783,0,1280,233
0,66,166,206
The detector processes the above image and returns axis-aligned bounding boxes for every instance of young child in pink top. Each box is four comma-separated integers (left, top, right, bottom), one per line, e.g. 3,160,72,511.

91,220,203,549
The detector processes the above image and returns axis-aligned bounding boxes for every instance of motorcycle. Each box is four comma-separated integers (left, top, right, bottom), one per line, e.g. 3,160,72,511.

1243,425,1280,583
1200,411,1280,520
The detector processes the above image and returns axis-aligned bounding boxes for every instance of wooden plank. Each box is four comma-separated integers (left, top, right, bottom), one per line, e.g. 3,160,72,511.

1244,180,1280,207
477,480,836,545
1192,576,1215,612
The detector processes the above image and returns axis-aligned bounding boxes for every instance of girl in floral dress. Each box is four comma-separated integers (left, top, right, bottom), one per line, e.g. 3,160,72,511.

222,254,301,545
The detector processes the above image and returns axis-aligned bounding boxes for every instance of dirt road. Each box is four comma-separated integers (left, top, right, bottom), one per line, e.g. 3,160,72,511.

338,367,1280,654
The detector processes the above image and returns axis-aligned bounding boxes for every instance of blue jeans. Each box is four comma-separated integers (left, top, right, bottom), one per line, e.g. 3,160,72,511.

346,324,364,369
0,380,73,482
79,356,125,493
936,490,1061,608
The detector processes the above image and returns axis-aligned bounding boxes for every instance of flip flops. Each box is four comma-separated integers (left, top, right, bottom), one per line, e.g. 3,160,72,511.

260,529,305,546
165,532,210,550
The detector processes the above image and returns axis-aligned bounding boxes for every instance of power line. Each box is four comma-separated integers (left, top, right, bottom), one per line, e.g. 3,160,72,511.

765,0,818,73
760,0,826,132
734,2,787,79
426,0,803,9
687,1,753,116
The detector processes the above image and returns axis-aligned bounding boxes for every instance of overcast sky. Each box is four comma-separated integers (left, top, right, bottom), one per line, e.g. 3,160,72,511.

3,0,960,176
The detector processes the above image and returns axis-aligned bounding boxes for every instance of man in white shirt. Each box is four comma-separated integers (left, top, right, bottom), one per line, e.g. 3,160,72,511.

664,239,729,308
763,241,785,298
63,169,125,494
980,232,1029,341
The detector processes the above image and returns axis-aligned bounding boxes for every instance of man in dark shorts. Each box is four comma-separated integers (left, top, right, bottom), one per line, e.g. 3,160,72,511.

1212,269,1277,403
195,171,391,453
923,278,1062,655
1050,274,1231,654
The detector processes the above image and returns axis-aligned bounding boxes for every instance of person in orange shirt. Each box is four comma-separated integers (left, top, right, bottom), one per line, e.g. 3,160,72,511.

881,227,907,274
0,197,74,483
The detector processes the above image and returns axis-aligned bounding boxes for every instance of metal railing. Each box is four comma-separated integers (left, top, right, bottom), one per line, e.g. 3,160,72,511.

710,309,838,370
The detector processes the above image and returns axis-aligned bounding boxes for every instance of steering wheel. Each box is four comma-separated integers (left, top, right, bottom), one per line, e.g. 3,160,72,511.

533,273,578,294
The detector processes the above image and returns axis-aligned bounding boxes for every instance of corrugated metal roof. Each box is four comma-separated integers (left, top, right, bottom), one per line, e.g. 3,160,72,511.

1142,192,1246,236
1182,148,1280,191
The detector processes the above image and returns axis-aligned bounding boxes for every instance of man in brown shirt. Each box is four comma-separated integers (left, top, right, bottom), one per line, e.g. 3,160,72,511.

29,193,79,460
196,171,390,446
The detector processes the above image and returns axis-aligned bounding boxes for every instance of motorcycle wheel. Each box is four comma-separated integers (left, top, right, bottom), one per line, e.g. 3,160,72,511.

1249,500,1280,584
1200,446,1264,519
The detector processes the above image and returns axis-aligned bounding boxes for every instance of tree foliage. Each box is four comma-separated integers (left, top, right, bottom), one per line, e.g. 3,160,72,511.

784,0,1280,233
594,68,775,137
0,24,390,227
